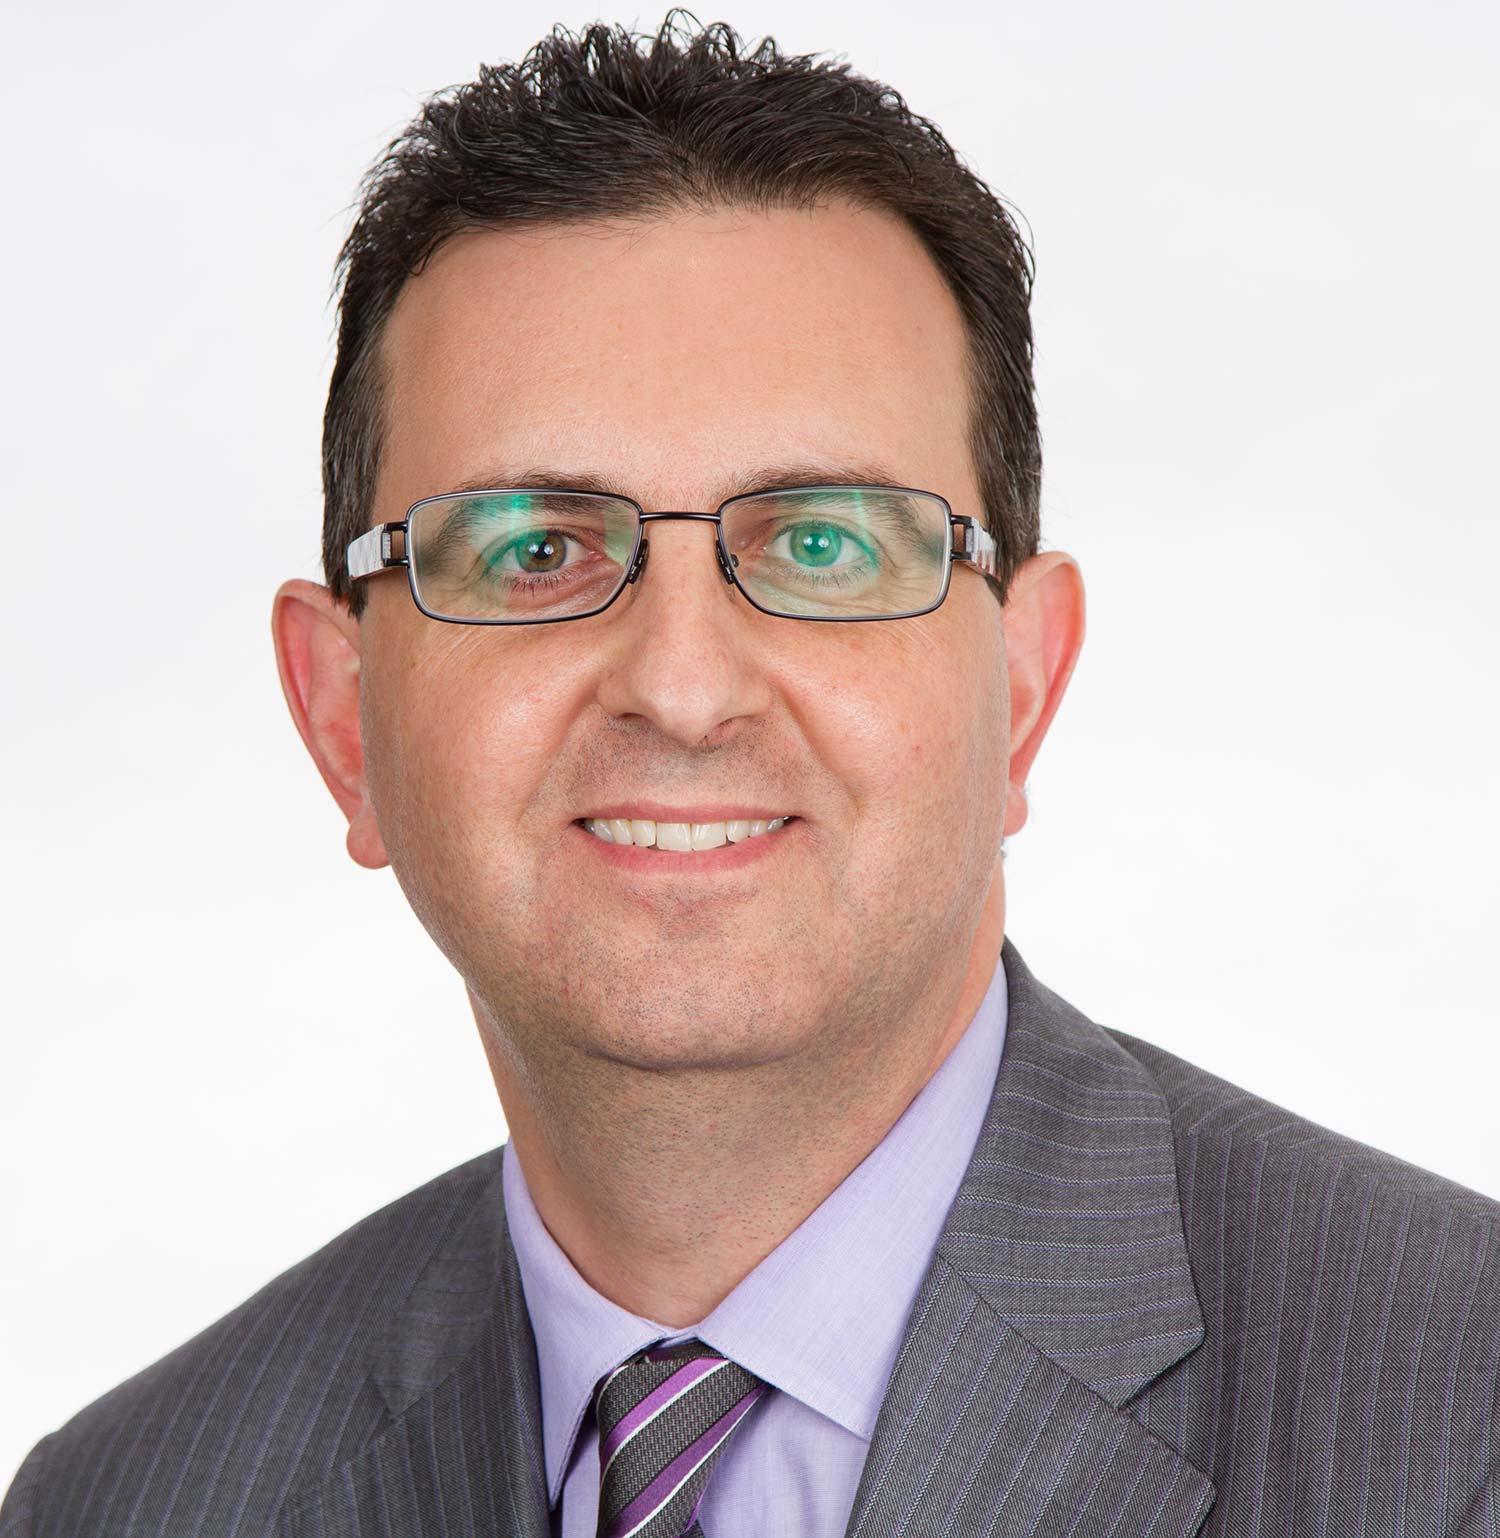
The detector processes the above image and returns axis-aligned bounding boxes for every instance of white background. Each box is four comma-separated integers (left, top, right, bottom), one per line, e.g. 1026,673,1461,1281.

3,0,1496,1488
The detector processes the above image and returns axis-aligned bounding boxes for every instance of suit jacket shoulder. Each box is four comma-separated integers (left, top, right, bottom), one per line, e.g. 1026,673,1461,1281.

1104,1024,1500,1535
1114,1022,1500,1215
0,1147,508,1538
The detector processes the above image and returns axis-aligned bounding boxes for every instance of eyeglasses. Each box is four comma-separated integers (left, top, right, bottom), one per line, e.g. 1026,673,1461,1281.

346,482,1001,624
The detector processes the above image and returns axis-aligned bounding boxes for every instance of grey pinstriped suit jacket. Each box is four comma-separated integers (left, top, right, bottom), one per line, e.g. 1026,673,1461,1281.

4,936,1498,1536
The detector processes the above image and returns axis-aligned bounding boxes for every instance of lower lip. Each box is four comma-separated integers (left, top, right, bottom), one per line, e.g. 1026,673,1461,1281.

569,818,802,874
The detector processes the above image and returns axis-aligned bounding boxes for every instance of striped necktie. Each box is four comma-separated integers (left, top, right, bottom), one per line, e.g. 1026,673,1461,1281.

593,1338,769,1538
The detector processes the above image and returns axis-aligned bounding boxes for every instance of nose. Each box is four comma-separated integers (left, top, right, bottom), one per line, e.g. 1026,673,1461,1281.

594,514,773,748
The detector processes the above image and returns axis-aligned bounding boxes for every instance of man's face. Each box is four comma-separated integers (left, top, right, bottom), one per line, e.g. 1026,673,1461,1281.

352,201,1015,1078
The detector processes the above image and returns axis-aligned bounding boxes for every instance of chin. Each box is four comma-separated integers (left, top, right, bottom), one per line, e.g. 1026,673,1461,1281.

556,973,835,1073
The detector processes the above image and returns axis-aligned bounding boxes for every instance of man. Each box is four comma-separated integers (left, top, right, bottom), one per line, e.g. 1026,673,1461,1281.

4,14,1496,1537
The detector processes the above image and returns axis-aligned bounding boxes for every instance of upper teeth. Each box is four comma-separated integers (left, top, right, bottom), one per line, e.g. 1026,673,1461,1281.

584,817,793,850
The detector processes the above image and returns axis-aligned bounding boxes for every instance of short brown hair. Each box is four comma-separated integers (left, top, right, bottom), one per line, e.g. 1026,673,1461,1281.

322,11,1041,616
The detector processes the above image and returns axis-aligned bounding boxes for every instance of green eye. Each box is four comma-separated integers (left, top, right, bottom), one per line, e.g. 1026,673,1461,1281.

789,523,843,567
769,518,877,575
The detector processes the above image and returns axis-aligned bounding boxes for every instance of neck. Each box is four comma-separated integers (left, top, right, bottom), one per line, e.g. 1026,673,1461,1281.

479,891,1005,1327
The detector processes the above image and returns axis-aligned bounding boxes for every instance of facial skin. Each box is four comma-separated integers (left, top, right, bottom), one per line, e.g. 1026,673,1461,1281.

272,200,1085,1325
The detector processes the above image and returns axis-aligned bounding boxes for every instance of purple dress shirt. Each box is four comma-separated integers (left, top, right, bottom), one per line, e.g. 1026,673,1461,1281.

503,953,1009,1538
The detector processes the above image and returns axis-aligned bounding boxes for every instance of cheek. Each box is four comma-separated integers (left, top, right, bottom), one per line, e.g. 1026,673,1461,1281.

362,634,562,857
823,621,998,796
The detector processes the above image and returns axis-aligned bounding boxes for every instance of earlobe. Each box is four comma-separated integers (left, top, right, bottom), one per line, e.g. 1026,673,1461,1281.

270,579,390,870
1000,553,1086,839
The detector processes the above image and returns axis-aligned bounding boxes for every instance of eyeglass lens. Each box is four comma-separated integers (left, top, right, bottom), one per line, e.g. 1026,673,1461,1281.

405,487,951,622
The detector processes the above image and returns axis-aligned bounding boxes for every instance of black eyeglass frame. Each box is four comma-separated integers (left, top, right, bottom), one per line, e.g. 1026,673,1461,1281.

345,482,1003,625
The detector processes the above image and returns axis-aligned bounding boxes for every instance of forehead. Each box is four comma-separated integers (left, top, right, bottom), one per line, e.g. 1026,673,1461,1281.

375,199,976,515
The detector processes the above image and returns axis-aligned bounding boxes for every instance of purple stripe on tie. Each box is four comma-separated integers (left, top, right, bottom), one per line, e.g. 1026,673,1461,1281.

599,1357,725,1468
602,1385,766,1538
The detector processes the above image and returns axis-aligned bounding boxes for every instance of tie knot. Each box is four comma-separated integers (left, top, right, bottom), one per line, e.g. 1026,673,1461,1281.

593,1339,768,1538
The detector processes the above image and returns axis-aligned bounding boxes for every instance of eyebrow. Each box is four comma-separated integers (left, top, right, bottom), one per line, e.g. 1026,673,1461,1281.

439,460,925,506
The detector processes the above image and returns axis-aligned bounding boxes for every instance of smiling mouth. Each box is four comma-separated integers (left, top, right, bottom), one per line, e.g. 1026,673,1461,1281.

574,816,799,852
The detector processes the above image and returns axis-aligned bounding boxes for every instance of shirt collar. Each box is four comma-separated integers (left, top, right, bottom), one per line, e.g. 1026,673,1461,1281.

502,953,1009,1504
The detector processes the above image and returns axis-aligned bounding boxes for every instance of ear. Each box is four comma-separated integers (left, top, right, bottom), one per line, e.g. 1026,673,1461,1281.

270,579,390,870
1000,551,1086,838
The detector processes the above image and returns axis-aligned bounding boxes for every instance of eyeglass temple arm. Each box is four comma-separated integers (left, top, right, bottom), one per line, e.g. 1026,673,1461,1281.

952,517,1000,583
347,523,408,581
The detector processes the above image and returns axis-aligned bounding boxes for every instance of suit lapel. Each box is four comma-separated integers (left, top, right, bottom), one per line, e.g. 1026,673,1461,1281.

277,1156,551,1538
842,936,1216,1537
